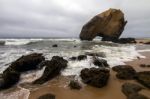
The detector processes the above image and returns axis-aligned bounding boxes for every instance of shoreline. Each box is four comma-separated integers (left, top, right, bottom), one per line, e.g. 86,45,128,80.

28,52,150,99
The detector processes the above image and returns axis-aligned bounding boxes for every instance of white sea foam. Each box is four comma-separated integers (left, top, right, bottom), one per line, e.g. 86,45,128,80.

0,39,43,45
19,67,46,84
61,45,145,76
0,87,30,99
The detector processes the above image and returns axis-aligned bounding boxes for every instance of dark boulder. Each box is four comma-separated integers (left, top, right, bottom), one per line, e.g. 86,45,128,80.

69,55,87,61
33,56,68,84
0,53,45,90
77,55,87,61
128,93,149,99
80,8,127,41
122,83,143,97
5,53,45,72
52,44,58,47
80,67,110,88
38,93,55,99
136,71,150,88
0,69,20,89
93,57,109,68
112,65,137,80
69,80,81,90
113,38,136,44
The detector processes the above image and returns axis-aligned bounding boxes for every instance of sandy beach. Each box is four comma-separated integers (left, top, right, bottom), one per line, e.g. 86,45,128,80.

28,52,150,99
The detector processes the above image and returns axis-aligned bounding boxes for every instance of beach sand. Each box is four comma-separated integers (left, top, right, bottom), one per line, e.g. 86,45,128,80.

28,52,150,99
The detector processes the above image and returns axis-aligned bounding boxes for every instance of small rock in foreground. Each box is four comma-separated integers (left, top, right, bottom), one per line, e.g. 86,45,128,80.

69,80,82,90
38,93,55,99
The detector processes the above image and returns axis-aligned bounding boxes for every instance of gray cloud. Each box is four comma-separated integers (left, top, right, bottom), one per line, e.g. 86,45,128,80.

0,0,150,38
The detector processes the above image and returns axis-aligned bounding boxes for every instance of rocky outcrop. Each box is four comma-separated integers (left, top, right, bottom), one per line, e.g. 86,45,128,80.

80,68,110,88
33,56,68,84
112,65,137,80
0,53,45,90
136,71,150,88
93,57,109,68
38,93,55,99
80,8,127,41
5,53,45,72
122,83,143,97
122,83,149,99
69,80,82,90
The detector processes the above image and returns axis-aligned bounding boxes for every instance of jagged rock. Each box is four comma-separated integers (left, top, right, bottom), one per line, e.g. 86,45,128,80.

80,8,127,41
69,80,81,90
1,69,20,89
0,53,44,90
136,71,150,88
80,67,110,88
52,44,58,47
93,57,109,68
122,83,143,97
112,65,137,80
38,93,55,99
33,56,68,84
5,53,45,72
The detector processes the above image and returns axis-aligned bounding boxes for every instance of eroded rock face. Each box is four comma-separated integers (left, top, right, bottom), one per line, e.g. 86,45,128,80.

136,71,150,88
122,83,143,97
112,65,137,80
80,68,110,88
33,56,68,84
0,53,44,90
80,8,127,41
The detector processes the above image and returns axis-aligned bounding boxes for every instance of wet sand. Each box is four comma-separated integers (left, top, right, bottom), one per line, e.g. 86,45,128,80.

29,52,150,99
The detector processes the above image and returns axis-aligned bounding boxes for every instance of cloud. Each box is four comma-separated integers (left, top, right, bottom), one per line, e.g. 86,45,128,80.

0,0,150,38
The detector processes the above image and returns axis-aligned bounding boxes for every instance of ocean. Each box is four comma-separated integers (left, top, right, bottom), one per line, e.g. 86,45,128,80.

0,38,150,99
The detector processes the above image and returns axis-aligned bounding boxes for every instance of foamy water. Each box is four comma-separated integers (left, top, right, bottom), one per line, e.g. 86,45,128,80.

0,38,149,99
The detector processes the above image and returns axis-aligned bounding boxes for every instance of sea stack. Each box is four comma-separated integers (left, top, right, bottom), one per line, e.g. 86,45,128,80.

79,8,127,41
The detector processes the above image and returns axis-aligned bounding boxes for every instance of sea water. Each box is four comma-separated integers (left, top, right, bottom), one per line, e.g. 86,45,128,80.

0,38,150,99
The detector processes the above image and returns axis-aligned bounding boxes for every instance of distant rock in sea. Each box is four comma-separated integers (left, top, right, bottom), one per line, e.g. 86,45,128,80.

80,8,127,41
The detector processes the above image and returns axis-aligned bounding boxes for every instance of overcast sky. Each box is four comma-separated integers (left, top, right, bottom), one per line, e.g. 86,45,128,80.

0,0,150,38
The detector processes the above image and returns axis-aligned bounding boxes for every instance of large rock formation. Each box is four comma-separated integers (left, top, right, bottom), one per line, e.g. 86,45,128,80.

80,8,127,41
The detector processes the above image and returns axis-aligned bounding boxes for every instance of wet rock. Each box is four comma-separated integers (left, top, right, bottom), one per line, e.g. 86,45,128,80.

85,52,106,57
69,57,77,61
136,71,150,88
5,53,45,72
112,65,137,80
113,38,136,44
52,44,58,47
0,41,5,46
77,55,87,61
122,83,143,97
69,55,87,61
80,67,110,88
80,8,127,41
38,93,55,99
33,56,68,84
128,93,149,99
37,60,51,69
93,57,109,68
1,69,20,89
140,64,150,68
0,53,44,90
69,80,81,90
